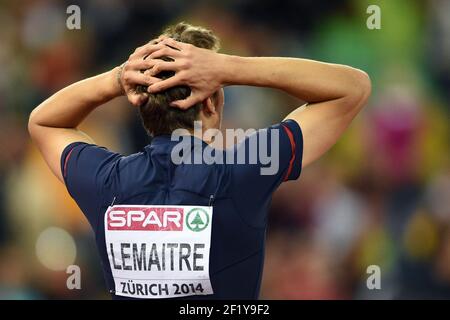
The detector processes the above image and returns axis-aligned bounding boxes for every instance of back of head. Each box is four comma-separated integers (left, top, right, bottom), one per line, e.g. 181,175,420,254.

138,22,220,136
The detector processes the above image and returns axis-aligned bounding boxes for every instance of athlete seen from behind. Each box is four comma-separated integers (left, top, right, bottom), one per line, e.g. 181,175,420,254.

28,23,371,299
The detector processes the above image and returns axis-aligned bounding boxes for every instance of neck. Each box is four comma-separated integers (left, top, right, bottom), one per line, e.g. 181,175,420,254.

182,123,218,145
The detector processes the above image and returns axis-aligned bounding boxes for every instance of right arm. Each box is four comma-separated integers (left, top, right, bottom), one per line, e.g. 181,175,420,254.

219,56,371,167
146,39,371,168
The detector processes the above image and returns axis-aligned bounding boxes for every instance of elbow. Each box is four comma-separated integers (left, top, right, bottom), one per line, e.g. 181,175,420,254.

357,69,372,103
351,68,372,106
28,109,39,139
340,68,371,112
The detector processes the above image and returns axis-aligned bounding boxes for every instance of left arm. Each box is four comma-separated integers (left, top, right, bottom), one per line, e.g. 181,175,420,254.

28,68,123,183
28,41,163,183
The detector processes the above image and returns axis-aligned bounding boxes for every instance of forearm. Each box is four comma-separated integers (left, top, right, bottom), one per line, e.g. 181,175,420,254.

220,55,368,104
29,68,122,129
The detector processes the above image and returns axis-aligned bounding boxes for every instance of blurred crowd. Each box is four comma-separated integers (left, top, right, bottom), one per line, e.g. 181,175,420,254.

0,0,449,299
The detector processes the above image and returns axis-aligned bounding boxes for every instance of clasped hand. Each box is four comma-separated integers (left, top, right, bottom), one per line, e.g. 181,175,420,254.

118,36,224,109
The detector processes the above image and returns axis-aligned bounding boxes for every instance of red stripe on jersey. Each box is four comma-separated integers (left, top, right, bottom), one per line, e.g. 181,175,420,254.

63,148,75,178
282,124,296,181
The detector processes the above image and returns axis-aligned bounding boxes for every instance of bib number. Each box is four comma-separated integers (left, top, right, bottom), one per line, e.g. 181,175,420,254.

104,205,214,299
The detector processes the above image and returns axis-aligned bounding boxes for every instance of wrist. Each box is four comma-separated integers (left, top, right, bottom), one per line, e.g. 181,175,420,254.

218,54,245,86
107,66,125,98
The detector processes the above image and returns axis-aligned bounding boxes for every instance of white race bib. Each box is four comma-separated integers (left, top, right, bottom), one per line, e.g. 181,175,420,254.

104,205,214,299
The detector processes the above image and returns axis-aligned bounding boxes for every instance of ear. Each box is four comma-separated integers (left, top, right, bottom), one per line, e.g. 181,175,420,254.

202,97,216,116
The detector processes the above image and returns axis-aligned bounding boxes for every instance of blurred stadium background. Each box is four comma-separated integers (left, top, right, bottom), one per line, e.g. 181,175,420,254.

0,0,449,299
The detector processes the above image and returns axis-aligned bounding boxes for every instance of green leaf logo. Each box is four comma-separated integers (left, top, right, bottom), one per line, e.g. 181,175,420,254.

186,208,210,232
